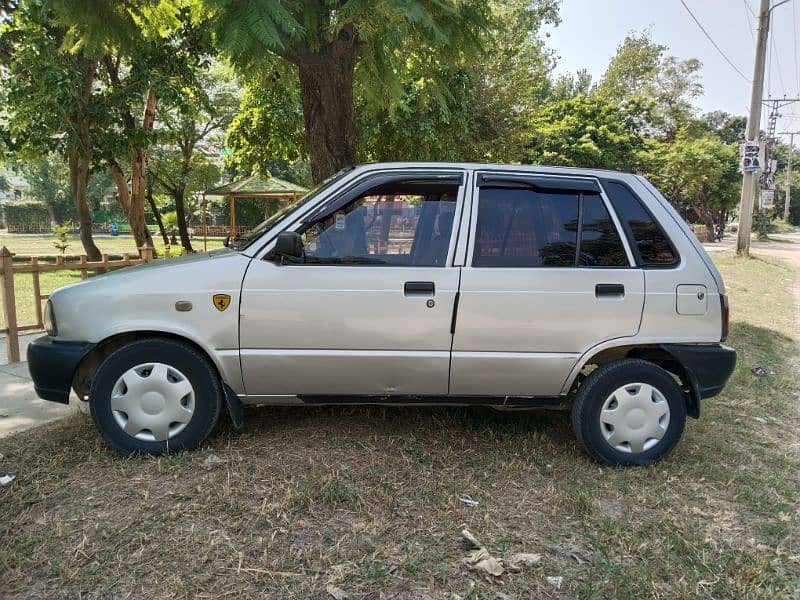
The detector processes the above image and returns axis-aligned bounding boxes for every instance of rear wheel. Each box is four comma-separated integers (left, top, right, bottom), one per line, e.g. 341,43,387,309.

89,338,222,455
571,359,687,466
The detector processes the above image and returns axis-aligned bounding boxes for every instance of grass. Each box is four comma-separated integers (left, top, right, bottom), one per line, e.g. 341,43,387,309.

0,252,798,598
0,232,226,330
0,231,226,256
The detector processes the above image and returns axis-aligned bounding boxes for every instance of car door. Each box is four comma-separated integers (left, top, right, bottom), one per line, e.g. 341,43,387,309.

239,169,466,399
450,172,645,397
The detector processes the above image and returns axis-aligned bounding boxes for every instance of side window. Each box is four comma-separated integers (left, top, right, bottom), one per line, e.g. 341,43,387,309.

473,188,578,267
473,185,629,268
300,181,458,266
602,180,678,267
579,194,628,267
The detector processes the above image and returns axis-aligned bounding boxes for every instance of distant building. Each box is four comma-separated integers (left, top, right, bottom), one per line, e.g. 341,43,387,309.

0,164,32,202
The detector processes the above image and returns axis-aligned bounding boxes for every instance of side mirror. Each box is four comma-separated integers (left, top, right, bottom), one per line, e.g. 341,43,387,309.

274,231,304,262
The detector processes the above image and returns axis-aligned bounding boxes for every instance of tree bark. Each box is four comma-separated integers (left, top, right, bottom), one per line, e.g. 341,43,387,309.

70,60,101,261
291,25,360,184
69,151,101,261
173,186,193,252
127,88,157,253
146,180,169,247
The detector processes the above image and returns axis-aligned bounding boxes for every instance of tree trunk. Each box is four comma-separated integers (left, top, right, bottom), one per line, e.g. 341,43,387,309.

292,25,359,184
173,186,193,252
127,88,157,253
69,151,101,261
147,180,169,246
70,60,102,261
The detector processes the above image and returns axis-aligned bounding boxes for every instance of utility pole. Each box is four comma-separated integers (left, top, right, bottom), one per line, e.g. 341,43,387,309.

737,0,771,256
784,132,795,221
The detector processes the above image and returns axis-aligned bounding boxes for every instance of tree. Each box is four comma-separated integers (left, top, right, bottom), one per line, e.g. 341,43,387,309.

1,3,104,259
226,1,559,169
20,154,73,225
640,130,739,241
525,95,643,171
201,0,490,183
596,31,702,140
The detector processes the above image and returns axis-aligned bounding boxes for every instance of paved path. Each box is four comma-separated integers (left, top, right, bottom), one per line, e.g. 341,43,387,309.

0,360,84,439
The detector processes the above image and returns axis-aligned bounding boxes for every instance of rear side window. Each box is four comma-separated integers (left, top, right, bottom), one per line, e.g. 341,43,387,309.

473,187,628,268
579,194,628,267
602,180,678,267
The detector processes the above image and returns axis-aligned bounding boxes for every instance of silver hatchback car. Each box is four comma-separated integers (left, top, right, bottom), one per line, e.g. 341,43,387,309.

28,163,736,465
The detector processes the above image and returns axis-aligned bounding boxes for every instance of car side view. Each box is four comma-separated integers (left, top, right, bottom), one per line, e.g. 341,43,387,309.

27,163,737,465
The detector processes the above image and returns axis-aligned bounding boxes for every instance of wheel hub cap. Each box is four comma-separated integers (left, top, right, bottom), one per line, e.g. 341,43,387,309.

111,363,195,442
599,383,670,454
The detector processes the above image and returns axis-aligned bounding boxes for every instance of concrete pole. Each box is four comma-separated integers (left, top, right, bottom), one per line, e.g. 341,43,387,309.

737,0,771,256
785,133,793,221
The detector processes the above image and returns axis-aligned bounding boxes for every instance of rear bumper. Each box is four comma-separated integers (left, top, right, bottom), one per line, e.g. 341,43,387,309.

661,343,737,399
27,336,94,404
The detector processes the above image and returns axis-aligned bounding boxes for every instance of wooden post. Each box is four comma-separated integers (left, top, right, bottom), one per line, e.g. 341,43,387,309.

139,246,154,262
79,254,88,280
202,195,208,253
1,247,20,363
31,257,43,329
229,192,236,244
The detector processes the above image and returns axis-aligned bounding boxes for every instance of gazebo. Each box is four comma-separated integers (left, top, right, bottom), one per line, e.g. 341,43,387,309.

203,172,308,249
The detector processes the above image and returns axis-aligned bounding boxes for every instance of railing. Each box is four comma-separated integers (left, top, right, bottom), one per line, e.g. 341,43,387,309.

0,246,155,363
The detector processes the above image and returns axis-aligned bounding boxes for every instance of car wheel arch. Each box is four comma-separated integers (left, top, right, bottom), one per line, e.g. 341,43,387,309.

569,344,699,419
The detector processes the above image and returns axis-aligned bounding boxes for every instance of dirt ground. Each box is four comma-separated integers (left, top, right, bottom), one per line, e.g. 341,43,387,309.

1,245,798,599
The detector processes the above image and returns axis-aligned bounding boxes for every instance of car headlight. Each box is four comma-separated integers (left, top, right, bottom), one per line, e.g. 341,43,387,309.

44,300,57,337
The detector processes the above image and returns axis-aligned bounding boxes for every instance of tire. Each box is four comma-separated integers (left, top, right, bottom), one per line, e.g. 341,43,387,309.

89,338,223,455
571,359,687,466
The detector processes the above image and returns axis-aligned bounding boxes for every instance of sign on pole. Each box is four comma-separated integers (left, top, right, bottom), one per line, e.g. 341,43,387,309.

740,140,764,173
761,188,775,209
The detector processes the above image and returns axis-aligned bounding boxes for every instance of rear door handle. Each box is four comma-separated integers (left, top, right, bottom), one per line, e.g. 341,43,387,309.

595,284,625,298
404,281,435,296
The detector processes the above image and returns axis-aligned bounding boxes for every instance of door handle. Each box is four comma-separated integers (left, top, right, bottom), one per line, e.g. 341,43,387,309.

404,281,435,296
595,284,625,298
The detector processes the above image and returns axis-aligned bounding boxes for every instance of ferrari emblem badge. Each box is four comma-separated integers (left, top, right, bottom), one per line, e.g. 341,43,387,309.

213,294,231,312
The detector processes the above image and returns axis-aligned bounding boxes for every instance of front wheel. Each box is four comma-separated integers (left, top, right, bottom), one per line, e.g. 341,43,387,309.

89,338,223,455
571,359,687,466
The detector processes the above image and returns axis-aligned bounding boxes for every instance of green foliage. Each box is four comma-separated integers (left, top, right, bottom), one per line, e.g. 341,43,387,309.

52,222,72,254
754,211,771,241
20,154,72,222
596,31,703,138
639,130,739,232
525,95,642,170
3,199,51,231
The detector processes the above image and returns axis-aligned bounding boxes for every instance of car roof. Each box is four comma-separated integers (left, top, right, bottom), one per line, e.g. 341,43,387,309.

351,162,642,184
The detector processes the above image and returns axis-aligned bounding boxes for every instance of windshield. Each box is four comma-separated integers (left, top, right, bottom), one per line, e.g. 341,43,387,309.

235,167,354,251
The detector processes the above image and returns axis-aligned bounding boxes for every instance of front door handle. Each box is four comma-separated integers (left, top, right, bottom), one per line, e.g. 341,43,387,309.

404,281,435,296
595,283,625,298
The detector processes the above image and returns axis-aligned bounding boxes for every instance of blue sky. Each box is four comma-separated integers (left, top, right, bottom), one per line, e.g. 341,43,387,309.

544,0,800,138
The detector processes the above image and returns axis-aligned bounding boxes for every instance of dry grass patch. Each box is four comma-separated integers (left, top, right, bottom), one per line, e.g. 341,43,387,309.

1,251,798,598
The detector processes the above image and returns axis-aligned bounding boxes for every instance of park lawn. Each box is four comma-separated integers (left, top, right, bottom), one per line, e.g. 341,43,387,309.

0,251,798,598
0,232,226,256
0,234,226,330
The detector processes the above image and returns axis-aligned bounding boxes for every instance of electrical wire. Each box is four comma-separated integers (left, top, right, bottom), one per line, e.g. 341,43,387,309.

793,0,800,95
743,0,756,42
679,0,752,82
770,17,787,96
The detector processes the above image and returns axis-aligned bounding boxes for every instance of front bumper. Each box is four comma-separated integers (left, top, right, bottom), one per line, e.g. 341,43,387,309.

27,336,94,404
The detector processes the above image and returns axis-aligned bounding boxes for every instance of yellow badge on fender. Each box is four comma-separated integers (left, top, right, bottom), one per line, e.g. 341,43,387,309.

213,294,231,312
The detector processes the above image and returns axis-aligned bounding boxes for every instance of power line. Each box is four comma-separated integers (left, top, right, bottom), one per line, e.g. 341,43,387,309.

770,18,788,96
743,0,756,42
794,0,800,95
679,0,752,83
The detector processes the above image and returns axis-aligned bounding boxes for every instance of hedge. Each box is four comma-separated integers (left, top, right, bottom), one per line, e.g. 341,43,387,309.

3,200,52,233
